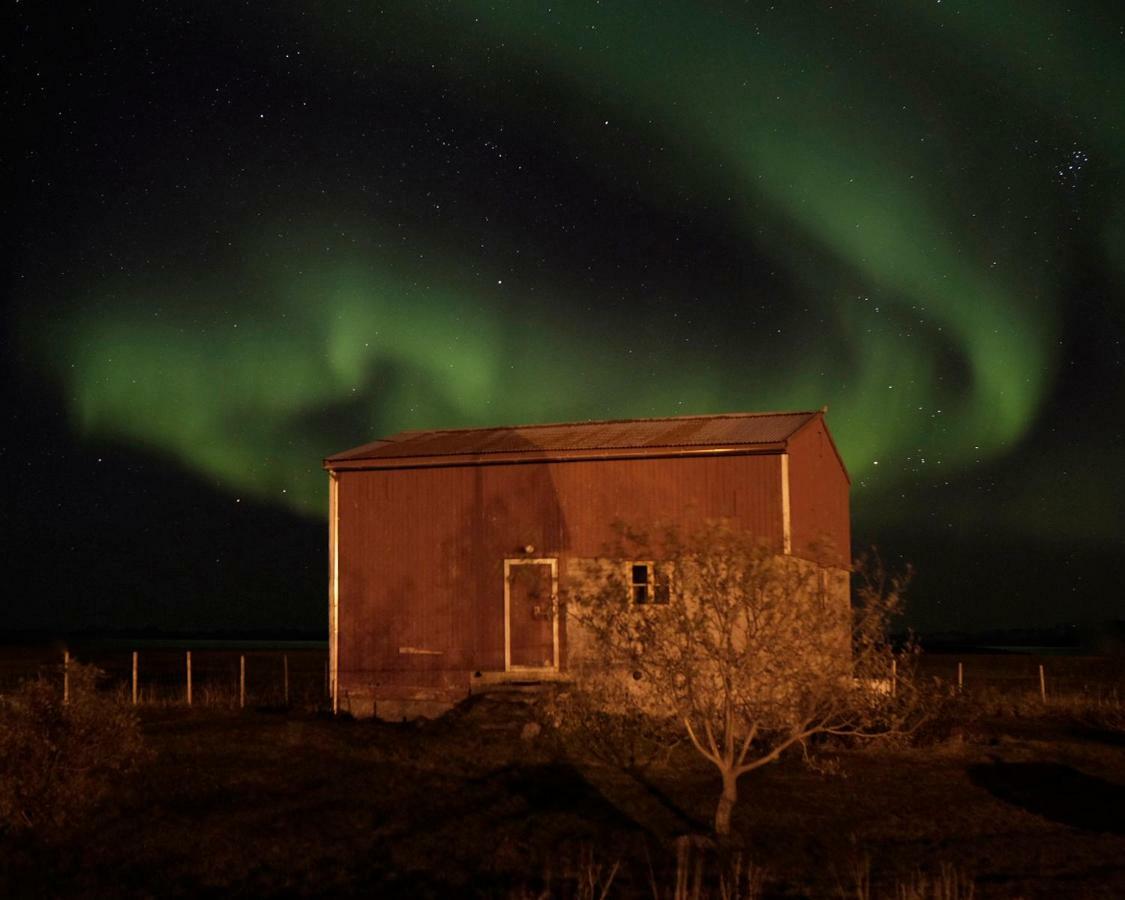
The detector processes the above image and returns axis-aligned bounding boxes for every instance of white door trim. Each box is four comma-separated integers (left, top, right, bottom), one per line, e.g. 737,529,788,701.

503,558,559,672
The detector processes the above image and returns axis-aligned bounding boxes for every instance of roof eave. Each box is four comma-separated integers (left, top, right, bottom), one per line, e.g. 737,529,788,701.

323,442,790,472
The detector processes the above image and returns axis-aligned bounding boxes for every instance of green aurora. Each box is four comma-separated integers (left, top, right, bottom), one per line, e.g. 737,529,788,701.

23,1,1123,536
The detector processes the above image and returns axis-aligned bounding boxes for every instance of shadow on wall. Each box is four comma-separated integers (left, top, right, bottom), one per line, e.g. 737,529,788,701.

438,430,573,666
967,761,1125,834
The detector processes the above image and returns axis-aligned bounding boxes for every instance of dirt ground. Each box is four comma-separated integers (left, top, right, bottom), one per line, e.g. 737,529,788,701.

2,689,1123,899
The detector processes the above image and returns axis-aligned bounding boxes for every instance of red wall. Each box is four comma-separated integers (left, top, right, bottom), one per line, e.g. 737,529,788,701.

336,447,844,700
787,420,851,568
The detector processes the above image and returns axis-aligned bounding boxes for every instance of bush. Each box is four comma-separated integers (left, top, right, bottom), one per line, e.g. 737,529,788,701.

542,681,680,773
0,661,148,839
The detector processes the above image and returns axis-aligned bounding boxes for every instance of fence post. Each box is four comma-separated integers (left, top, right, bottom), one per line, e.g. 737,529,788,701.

240,655,246,709
186,651,193,707
63,649,70,706
957,661,963,693
283,654,289,707
1039,663,1046,703
891,658,897,698
132,651,138,705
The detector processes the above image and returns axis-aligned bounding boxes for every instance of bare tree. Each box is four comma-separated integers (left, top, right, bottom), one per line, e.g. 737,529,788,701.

562,520,917,836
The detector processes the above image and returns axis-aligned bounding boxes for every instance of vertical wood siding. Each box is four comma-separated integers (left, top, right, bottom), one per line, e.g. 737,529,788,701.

336,451,827,700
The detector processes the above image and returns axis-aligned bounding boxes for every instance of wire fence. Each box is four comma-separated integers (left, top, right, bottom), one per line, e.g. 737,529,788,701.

913,652,1125,703
2,646,1122,711
0,644,330,709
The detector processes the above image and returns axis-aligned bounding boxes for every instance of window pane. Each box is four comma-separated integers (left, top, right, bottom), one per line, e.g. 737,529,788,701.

632,585,649,605
632,563,649,584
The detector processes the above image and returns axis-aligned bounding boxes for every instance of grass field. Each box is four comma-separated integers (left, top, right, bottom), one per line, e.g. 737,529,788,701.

2,650,1124,898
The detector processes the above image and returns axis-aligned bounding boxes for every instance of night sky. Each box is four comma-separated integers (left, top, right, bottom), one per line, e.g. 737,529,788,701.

5,2,1123,635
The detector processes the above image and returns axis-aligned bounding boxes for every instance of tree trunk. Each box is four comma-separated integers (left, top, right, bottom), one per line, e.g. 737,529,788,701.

713,768,738,836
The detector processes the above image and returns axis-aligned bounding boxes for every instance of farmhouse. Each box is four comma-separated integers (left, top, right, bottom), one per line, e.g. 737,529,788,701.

323,410,850,718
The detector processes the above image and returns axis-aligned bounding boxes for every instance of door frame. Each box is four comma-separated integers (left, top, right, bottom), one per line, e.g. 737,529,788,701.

503,557,559,673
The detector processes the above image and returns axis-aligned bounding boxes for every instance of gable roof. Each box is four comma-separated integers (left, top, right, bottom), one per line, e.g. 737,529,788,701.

325,410,834,471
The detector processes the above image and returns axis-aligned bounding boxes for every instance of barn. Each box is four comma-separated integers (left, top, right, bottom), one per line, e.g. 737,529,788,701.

323,410,850,718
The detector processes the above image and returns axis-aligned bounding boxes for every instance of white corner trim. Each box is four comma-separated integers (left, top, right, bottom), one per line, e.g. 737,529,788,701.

328,471,340,713
780,453,792,555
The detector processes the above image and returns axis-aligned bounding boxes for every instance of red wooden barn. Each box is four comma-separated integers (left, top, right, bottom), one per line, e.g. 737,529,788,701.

323,410,850,718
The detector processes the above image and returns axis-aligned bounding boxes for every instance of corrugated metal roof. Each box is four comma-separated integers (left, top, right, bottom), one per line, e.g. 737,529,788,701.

326,411,819,464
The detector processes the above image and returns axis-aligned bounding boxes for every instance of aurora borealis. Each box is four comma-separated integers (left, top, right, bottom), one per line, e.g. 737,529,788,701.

7,1,1123,632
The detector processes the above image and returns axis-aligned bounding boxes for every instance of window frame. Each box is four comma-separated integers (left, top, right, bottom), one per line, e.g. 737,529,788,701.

626,560,670,605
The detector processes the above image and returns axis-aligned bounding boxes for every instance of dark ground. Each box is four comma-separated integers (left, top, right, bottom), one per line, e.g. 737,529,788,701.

2,684,1124,898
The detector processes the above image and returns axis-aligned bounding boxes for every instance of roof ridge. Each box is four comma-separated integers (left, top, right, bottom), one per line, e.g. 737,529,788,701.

386,409,817,439
325,409,834,466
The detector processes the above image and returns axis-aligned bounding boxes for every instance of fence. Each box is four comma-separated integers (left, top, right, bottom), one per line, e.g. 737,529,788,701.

3,645,1123,710
912,652,1124,703
0,643,330,709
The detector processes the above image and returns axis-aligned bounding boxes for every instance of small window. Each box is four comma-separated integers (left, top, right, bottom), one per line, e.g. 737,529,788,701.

629,562,669,605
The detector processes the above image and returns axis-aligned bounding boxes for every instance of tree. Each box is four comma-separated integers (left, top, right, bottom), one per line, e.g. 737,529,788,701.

562,520,918,837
